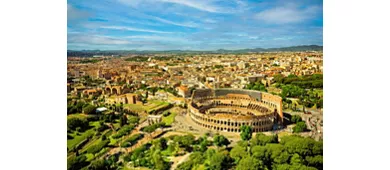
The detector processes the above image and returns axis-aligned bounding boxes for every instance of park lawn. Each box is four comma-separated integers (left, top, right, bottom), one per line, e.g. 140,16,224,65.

124,104,147,112
85,153,95,161
67,113,91,119
94,147,109,158
123,100,170,113
109,136,118,146
113,123,121,130
162,112,177,125
148,100,169,108
123,166,150,170
89,121,100,127
277,131,292,137
67,129,95,149
161,149,172,156
81,138,102,153
196,164,206,170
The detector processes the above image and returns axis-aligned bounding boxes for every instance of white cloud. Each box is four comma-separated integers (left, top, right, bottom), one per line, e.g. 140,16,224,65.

255,4,321,24
159,0,219,13
153,17,199,28
204,19,217,23
125,35,184,41
100,26,173,34
117,0,233,13
68,33,130,45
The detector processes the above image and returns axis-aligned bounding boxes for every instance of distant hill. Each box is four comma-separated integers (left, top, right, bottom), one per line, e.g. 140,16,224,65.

67,45,322,57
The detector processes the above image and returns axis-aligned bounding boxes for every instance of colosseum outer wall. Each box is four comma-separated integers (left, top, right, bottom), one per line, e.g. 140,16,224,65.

188,88,283,133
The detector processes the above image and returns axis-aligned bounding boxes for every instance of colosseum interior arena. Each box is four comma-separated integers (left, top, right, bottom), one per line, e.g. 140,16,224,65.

188,88,283,133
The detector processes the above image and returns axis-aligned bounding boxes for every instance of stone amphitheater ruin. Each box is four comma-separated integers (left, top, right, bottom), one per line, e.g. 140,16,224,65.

188,88,283,133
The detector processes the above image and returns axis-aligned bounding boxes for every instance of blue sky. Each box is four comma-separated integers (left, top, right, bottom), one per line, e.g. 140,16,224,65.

67,0,323,50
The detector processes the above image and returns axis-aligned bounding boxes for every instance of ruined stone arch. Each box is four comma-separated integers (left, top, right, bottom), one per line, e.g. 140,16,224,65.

112,88,118,95
105,87,111,94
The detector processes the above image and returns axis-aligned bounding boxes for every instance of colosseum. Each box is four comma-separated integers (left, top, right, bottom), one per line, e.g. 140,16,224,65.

188,88,283,133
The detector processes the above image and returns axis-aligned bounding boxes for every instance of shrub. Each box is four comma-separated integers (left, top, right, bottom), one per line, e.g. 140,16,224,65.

163,111,171,117
112,125,135,139
67,117,89,131
293,122,307,133
121,134,144,147
87,140,109,154
141,123,165,133
83,105,96,114
291,115,302,123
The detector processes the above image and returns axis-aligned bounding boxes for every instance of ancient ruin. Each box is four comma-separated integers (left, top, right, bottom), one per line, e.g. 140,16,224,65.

188,88,283,133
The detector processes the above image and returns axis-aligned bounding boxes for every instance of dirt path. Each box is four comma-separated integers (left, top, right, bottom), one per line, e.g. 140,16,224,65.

170,153,190,170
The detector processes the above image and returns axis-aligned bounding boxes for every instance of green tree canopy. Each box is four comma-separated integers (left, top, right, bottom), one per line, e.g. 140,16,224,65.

236,156,265,170
213,135,230,147
240,125,253,141
230,145,248,163
291,115,302,123
293,122,307,133
82,105,96,114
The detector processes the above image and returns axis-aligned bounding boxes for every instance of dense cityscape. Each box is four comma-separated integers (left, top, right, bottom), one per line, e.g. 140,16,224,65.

67,50,323,170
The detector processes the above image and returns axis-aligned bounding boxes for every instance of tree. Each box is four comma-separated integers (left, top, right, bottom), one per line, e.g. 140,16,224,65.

240,125,252,141
190,152,206,166
291,115,302,123
152,87,158,96
67,155,87,170
67,117,89,131
167,141,179,155
306,155,323,169
230,145,248,163
209,152,229,170
152,150,170,170
120,114,127,127
250,133,278,146
128,115,140,124
205,148,216,160
293,122,307,133
290,153,303,165
251,146,270,165
236,156,264,170
213,135,230,147
286,99,293,109
90,159,107,170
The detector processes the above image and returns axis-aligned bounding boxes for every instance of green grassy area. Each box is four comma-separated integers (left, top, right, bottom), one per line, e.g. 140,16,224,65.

67,129,95,149
287,98,317,110
123,100,171,113
113,123,121,130
80,129,112,153
123,104,147,112
89,121,100,127
109,136,118,146
123,166,150,170
162,112,177,125
81,138,102,153
161,149,172,156
313,89,323,97
67,113,92,119
196,164,206,170
85,153,95,161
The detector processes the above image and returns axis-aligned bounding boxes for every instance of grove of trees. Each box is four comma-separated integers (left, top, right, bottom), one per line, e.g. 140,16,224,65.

176,134,322,170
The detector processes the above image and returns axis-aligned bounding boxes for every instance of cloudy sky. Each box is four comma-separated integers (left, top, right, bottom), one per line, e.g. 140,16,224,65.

67,0,323,50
